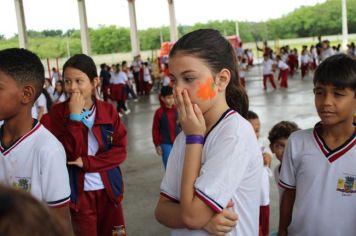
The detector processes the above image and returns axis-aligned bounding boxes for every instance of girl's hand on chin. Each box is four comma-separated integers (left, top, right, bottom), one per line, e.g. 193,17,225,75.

69,90,85,115
175,89,206,136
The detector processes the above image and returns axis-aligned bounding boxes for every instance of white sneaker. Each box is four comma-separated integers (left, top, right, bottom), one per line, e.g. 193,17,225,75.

134,98,139,102
119,113,123,118
124,109,131,115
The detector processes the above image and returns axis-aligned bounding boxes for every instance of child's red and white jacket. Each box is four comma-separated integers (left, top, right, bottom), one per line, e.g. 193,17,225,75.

41,99,127,210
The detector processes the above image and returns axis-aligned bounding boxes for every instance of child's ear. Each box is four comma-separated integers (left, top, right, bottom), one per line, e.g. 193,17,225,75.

216,69,230,92
93,77,100,88
22,85,36,105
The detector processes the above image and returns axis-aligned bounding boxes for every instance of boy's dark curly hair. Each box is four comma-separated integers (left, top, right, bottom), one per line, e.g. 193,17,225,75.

268,121,300,145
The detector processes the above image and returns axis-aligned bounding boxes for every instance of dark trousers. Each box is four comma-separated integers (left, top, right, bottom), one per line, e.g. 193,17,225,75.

70,189,125,236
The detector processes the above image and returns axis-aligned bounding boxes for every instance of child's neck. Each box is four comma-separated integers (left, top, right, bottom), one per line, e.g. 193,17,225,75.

320,121,355,149
84,97,94,110
204,100,229,134
1,112,33,147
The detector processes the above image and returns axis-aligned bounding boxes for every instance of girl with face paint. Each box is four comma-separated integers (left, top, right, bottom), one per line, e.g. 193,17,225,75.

155,29,263,236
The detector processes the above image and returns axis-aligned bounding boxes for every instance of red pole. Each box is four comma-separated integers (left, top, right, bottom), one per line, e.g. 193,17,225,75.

47,58,51,80
56,58,62,80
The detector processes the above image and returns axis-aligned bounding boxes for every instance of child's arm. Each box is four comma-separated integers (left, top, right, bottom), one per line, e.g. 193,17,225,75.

152,109,162,156
155,196,185,228
155,195,238,233
176,90,215,228
49,205,74,235
278,189,296,236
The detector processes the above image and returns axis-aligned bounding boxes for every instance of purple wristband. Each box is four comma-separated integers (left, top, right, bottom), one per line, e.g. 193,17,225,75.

186,135,205,145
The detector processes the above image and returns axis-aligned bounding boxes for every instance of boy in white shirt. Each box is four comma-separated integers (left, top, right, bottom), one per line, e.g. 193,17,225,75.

278,54,356,236
0,48,71,233
262,53,277,91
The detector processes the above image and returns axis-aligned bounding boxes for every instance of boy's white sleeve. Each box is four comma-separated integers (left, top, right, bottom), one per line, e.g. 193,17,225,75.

194,133,252,213
40,142,71,207
160,134,183,202
278,134,297,190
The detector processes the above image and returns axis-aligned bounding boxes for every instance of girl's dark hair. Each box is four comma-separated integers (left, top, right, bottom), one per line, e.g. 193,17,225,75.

41,89,53,111
268,121,300,145
313,54,356,92
169,29,249,117
62,54,98,81
54,80,65,96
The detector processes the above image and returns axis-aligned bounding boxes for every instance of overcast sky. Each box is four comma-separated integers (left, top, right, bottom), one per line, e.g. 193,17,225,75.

0,0,326,38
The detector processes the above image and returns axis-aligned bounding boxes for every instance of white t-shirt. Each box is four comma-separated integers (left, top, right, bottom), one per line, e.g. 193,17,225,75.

160,109,262,236
279,125,356,236
260,145,272,206
83,105,105,191
110,71,127,85
278,60,289,70
320,48,335,62
263,59,275,75
239,62,247,78
162,76,171,86
144,67,152,82
0,122,70,207
53,92,66,103
301,54,311,64
31,93,48,119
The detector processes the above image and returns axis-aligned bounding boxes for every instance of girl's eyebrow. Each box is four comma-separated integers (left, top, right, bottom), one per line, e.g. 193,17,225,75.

169,70,195,78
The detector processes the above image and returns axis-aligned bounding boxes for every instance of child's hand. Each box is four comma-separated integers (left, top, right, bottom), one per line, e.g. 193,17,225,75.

155,146,162,156
68,157,83,168
203,201,238,235
175,89,206,136
263,152,272,167
69,90,85,115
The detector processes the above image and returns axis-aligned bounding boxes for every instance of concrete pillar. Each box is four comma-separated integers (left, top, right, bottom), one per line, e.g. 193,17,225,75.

77,0,91,55
128,0,140,56
14,0,28,49
341,0,348,51
167,0,178,42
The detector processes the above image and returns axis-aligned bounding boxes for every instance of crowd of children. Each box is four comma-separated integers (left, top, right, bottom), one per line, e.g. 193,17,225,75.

0,30,355,236
237,38,356,92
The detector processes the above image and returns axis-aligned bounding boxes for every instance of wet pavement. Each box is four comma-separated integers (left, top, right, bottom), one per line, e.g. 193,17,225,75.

120,65,319,235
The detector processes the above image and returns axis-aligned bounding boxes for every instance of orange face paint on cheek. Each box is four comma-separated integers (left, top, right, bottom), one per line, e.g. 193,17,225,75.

196,77,216,101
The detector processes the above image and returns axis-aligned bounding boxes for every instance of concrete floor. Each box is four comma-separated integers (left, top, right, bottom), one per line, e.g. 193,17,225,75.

119,65,320,236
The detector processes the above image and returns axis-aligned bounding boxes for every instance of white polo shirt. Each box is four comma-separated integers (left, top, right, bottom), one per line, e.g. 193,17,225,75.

263,59,275,75
279,124,356,236
0,121,70,207
161,109,262,236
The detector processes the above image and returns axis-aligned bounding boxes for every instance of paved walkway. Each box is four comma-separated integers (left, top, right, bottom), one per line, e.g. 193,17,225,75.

120,65,319,235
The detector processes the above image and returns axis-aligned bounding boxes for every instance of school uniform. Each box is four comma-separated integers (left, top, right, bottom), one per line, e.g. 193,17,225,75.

277,60,289,88
143,67,152,95
42,99,127,236
300,54,310,78
239,62,247,87
31,93,48,119
110,72,127,102
160,109,263,235
259,145,272,236
0,121,70,207
279,123,356,236
262,59,276,90
152,104,180,169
